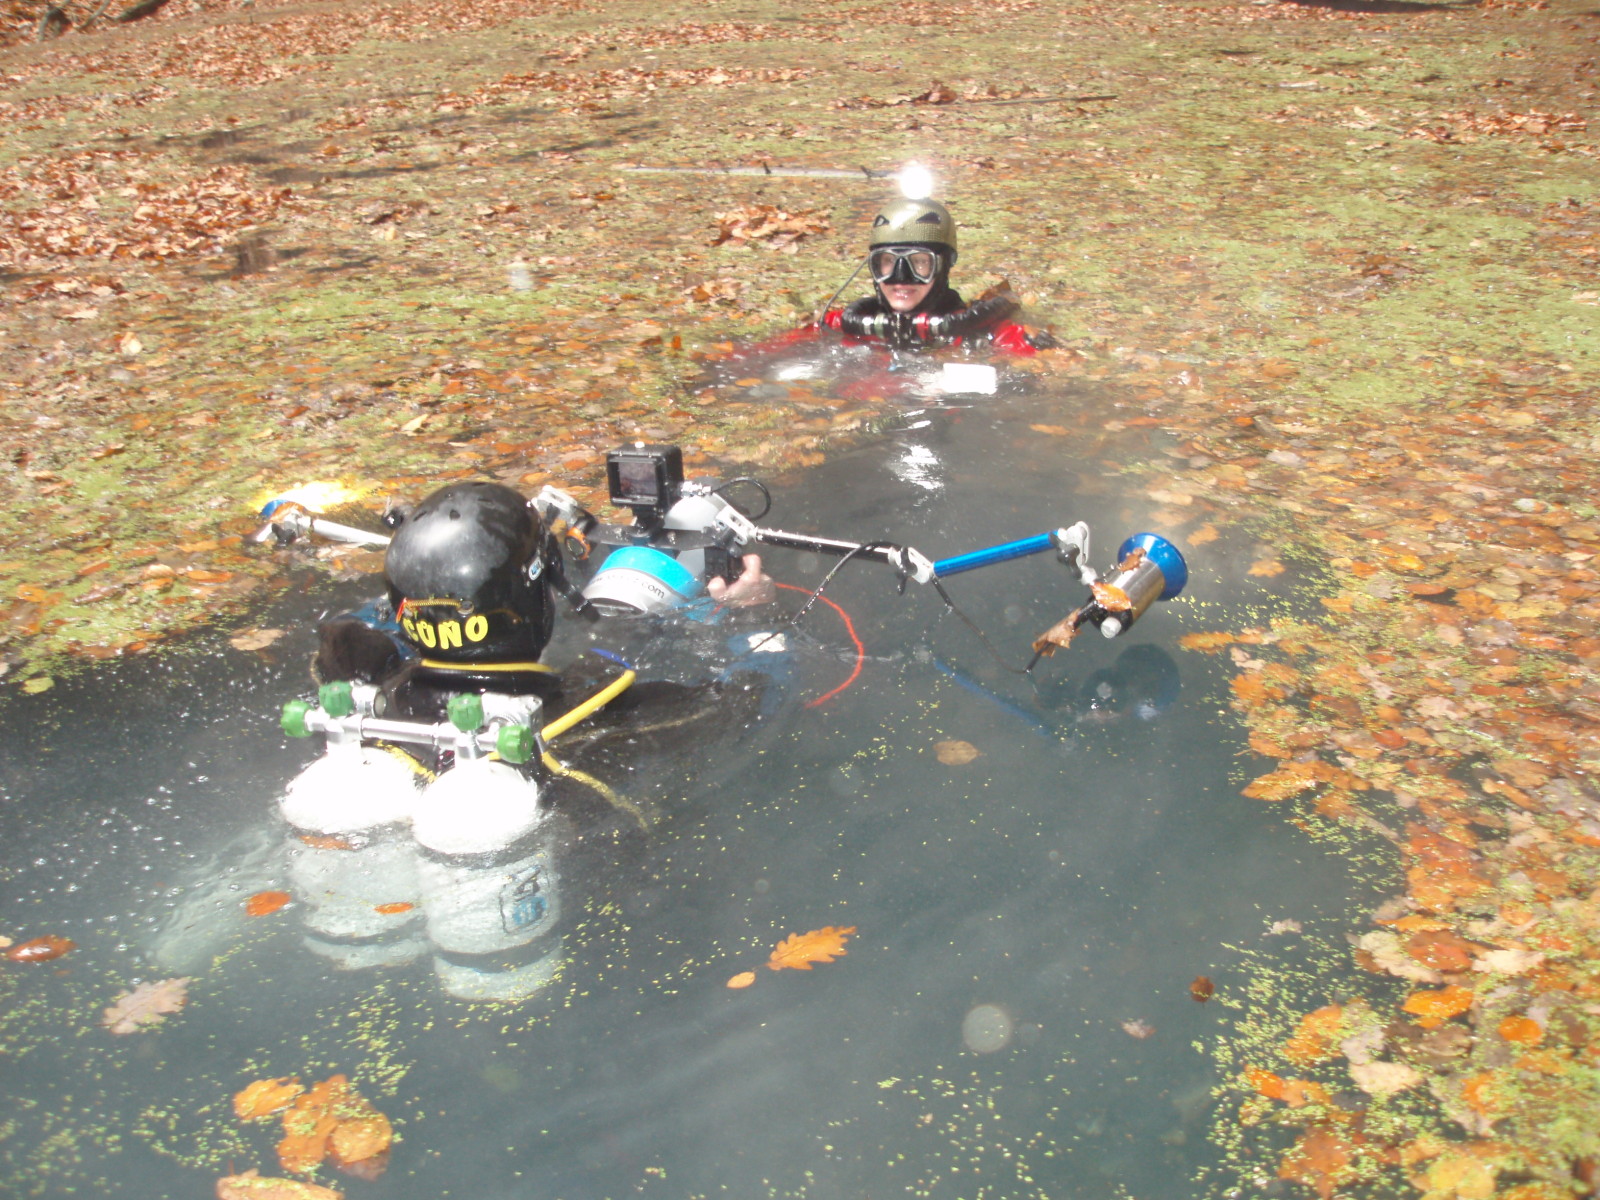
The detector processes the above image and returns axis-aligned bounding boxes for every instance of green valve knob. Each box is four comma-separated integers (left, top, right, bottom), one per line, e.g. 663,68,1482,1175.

496,724,534,765
281,699,314,738
318,680,355,719
448,692,484,732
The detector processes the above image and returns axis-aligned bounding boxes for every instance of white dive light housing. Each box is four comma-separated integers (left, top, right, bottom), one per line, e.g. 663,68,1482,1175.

581,545,707,615
579,485,752,615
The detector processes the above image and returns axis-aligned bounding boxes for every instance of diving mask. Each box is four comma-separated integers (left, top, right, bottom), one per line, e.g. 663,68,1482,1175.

869,246,940,285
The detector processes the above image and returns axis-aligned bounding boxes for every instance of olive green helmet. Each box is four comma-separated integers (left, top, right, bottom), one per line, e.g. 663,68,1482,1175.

869,198,957,261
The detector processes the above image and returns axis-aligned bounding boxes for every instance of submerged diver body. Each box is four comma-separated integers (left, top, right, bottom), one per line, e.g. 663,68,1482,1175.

820,197,1055,355
310,479,776,787
271,474,795,1001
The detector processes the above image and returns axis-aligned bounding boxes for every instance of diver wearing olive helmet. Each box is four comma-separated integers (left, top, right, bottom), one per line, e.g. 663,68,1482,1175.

821,197,1054,353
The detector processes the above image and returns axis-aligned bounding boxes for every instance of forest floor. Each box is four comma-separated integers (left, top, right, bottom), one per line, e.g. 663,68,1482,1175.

2,0,1598,1194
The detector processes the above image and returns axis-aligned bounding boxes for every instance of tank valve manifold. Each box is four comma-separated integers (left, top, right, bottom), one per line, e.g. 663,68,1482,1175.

281,682,543,765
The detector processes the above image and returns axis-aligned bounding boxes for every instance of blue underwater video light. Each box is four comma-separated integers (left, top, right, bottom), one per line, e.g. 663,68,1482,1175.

930,527,1186,638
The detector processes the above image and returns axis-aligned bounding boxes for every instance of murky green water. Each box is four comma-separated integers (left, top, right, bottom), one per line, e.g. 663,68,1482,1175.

0,379,1382,1199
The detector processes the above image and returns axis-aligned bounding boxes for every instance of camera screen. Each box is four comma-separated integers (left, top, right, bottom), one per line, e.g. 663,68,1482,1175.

614,458,660,503
607,444,683,513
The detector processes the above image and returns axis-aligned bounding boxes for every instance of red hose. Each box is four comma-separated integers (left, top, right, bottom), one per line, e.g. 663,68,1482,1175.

775,581,865,708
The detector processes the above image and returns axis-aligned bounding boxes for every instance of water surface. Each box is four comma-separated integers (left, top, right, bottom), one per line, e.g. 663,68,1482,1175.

0,383,1380,1199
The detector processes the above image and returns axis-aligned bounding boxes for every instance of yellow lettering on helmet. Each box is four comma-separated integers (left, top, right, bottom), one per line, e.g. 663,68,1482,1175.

437,619,463,651
465,614,489,643
413,618,437,649
402,617,418,642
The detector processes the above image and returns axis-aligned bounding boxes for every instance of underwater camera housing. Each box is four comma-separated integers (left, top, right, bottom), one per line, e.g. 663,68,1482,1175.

607,443,684,529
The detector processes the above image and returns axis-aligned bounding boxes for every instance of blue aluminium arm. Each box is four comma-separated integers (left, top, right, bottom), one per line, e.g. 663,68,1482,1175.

931,532,1057,578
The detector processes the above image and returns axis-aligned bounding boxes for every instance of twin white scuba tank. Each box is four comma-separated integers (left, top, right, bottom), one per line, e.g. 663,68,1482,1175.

278,687,560,1002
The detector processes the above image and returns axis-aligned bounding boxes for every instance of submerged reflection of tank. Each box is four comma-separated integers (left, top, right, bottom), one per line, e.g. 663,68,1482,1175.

256,443,1191,1000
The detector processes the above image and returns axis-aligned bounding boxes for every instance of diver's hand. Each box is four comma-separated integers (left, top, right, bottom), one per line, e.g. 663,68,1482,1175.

708,554,777,607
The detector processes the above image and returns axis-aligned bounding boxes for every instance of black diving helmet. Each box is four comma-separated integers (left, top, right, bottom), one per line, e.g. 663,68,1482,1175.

384,481,556,666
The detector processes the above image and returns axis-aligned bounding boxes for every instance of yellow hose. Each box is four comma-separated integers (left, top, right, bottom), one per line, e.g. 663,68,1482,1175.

420,658,555,674
540,670,636,743
541,752,646,830
375,741,438,782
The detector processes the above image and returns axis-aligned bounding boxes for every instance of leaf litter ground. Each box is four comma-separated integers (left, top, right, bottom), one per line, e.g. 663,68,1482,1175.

2,0,1599,1196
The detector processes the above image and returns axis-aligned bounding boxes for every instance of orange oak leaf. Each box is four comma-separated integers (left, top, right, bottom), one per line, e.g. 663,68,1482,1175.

1090,580,1132,612
1178,631,1236,652
234,1077,305,1121
246,891,292,917
215,1169,344,1200
1405,929,1477,973
1190,975,1215,1002
5,935,75,962
328,1110,392,1168
1247,1066,1289,1101
1243,763,1321,803
1496,1015,1543,1046
1278,1125,1355,1200
1402,985,1475,1028
277,1114,338,1175
1231,673,1286,706
246,1074,392,1178
277,1076,349,1174
1030,613,1079,657
767,926,857,972
296,833,356,851
1283,1005,1344,1065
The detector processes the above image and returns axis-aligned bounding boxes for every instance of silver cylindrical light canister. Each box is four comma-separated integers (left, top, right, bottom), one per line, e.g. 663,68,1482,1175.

1096,556,1168,638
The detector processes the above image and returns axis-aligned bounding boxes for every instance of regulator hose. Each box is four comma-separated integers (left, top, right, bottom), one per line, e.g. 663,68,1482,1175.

838,295,1020,346
540,669,636,743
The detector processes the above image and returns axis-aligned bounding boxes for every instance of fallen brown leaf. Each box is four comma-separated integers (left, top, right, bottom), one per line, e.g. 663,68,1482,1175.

216,1168,343,1200
5,934,74,962
235,1077,305,1121
246,891,291,916
767,926,856,971
934,739,981,765
102,977,192,1035
230,627,286,651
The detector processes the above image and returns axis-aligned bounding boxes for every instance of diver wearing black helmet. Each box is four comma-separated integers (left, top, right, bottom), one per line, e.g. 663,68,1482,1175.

312,481,569,702
821,198,1054,353
312,478,771,744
